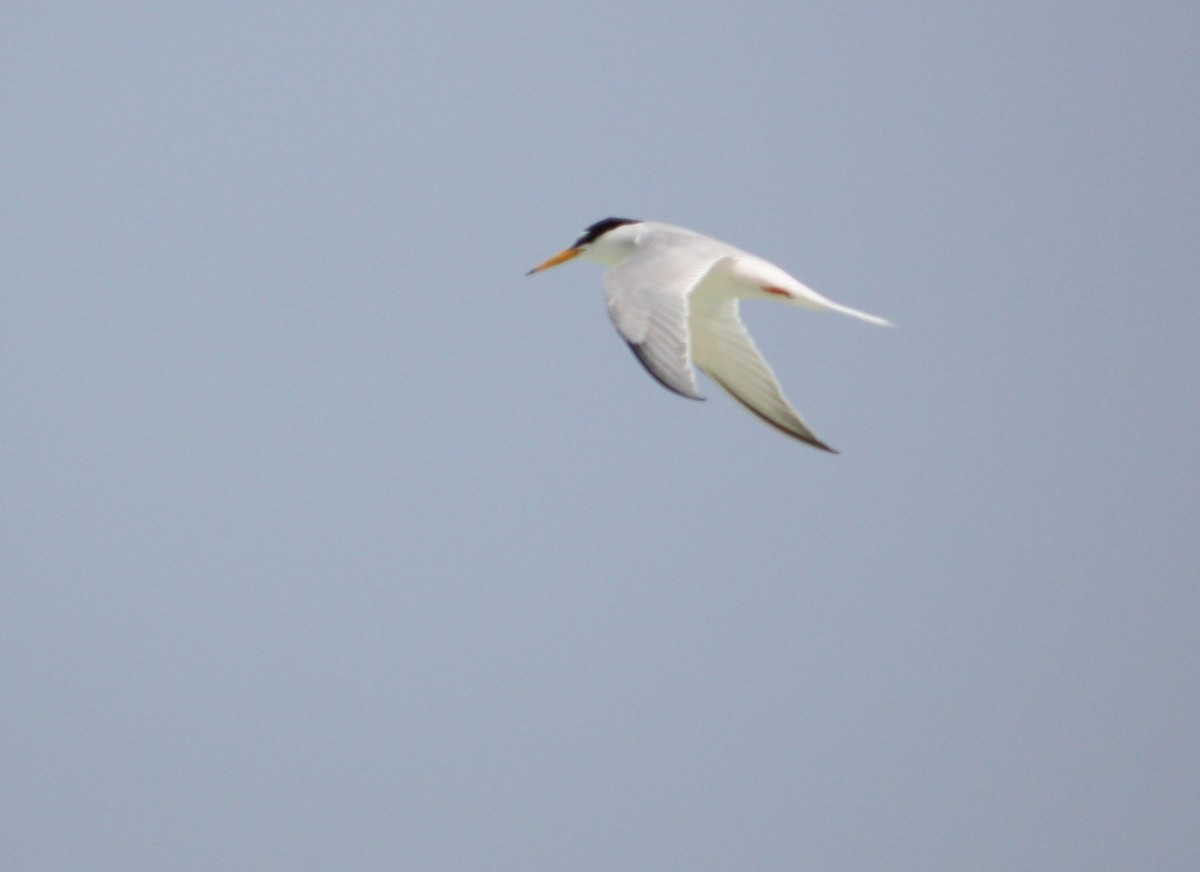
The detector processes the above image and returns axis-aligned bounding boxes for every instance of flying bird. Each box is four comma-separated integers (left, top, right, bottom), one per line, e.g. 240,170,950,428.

527,218,889,452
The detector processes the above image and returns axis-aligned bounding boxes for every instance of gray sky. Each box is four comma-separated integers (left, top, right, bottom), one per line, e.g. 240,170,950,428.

4,3,1197,870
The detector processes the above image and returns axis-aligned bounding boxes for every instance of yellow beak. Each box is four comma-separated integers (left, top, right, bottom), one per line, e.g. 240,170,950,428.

526,247,581,275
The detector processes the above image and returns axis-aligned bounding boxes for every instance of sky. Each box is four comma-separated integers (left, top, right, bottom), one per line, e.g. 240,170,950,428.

3,3,1198,870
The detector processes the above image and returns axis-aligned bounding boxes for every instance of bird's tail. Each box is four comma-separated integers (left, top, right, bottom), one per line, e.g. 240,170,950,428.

778,279,893,326
826,300,893,327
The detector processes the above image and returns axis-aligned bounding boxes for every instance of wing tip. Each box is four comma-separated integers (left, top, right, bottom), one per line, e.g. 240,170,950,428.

627,342,704,400
704,372,839,452
805,435,840,453
768,418,839,452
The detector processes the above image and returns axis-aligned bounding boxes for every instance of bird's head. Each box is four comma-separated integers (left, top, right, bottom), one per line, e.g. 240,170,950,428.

526,217,642,274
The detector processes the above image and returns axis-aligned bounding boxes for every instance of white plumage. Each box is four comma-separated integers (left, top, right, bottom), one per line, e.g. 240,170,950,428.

528,219,889,452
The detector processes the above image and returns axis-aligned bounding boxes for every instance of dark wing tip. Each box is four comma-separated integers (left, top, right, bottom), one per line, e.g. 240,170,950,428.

753,409,839,452
705,372,838,452
627,342,704,401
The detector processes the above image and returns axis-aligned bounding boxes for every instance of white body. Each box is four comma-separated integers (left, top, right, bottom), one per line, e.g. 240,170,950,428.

537,220,889,451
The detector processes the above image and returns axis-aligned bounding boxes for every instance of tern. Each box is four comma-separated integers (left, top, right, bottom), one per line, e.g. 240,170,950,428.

527,218,890,452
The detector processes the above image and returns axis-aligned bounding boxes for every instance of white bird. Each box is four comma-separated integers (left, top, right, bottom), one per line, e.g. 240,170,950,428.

527,218,890,452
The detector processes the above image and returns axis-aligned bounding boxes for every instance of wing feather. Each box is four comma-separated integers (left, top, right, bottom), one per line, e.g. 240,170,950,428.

604,244,727,400
690,297,837,452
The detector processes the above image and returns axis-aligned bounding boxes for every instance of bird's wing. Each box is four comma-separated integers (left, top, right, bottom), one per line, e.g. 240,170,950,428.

689,295,837,452
603,245,729,400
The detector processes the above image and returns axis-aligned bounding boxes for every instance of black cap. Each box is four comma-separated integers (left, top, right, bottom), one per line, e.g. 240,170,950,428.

574,217,640,248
